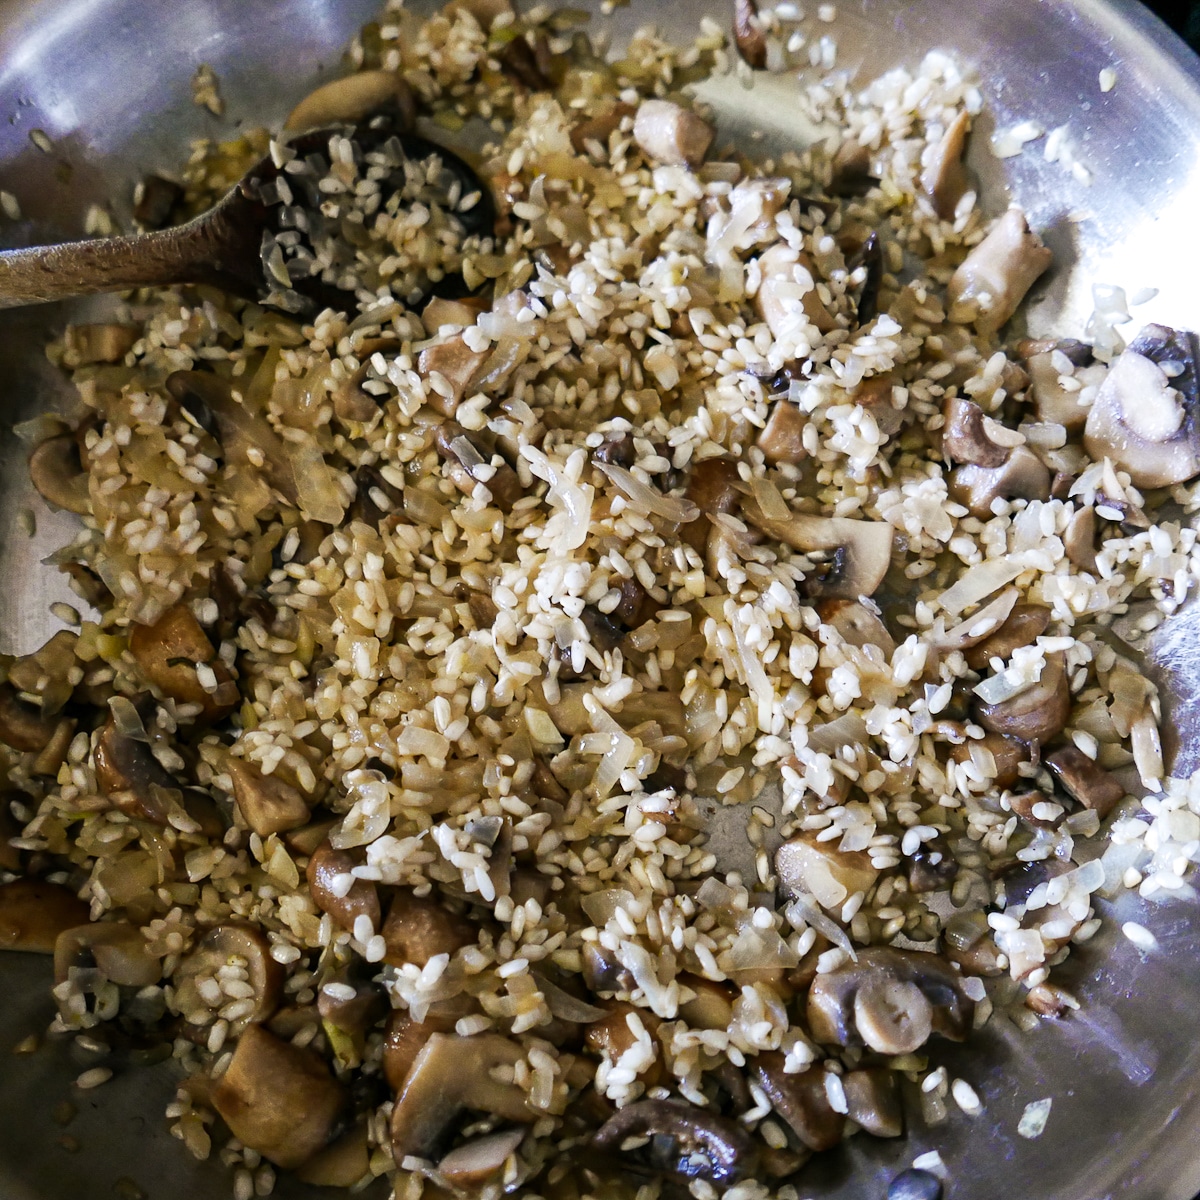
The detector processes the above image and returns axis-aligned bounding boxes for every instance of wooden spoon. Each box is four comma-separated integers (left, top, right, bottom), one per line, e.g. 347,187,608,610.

0,115,492,316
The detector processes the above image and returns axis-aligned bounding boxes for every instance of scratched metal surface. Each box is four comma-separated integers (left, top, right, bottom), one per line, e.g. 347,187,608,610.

2,0,1200,1197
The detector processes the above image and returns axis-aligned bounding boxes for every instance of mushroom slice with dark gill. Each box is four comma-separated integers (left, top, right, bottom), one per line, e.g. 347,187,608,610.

0,880,89,953
808,946,973,1054
592,1099,758,1186
390,1033,536,1163
1045,745,1126,818
55,921,161,987
941,397,1011,468
1083,323,1200,487
946,207,1052,335
28,434,91,514
211,1023,346,1169
93,699,179,826
750,1053,845,1151
974,650,1070,744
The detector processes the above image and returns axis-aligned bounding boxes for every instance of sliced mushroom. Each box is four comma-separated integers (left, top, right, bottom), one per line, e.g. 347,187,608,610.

757,402,809,465
632,100,714,168
592,1099,757,1185
830,140,876,197
808,947,973,1051
950,445,1051,518
681,456,742,553
382,999,475,1092
1083,324,1200,487
1007,789,1063,829
974,651,1070,744
948,731,1029,789
570,102,637,155
678,975,736,1030
174,925,284,1031
0,684,64,754
946,208,1052,335
419,336,489,418
749,1054,844,1152
817,599,896,657
226,755,310,837
391,1033,536,1162
211,1023,346,1169
294,1122,371,1188
581,943,635,996
942,397,1010,468
907,836,959,895
742,499,892,599
584,1001,662,1084
920,110,971,220
1063,506,1098,572
1045,745,1126,818
333,336,398,423
28,435,90,515
843,1068,903,1138
8,630,79,716
0,880,89,953
129,605,238,722
93,704,178,826
775,833,878,912
0,795,22,872
757,243,837,339
733,0,767,69
1024,344,1104,432
963,604,1051,670
942,910,1005,977
434,421,522,510
65,323,140,365
306,841,381,934
853,373,903,436
382,888,476,967
54,922,161,987
439,1128,526,1187
285,69,415,133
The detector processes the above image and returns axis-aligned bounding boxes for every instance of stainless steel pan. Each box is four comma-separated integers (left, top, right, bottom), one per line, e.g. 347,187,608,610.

2,1,1199,1196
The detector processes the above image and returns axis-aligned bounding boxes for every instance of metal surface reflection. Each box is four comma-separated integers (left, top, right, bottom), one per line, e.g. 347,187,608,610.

1,1,1200,1198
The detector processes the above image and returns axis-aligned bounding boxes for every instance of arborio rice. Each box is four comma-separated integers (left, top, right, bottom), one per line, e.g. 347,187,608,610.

3,0,1200,1196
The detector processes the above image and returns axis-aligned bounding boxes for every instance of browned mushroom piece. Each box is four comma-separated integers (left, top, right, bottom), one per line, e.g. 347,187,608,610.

757,401,809,465
741,498,892,599
853,374,903,437
381,888,477,967
941,397,1010,468
946,207,1053,335
0,880,90,953
775,832,878,911
434,421,522,510
65,322,140,365
28,435,91,515
382,998,475,1092
830,140,875,196
1083,324,1200,487
391,1033,537,1163
757,243,837,338
174,925,284,1031
438,1127,526,1187
318,973,387,1049
1022,340,1103,431
1007,789,1062,829
584,1001,663,1084
950,446,1051,519
306,841,381,933
591,1099,758,1186
0,684,64,754
807,946,973,1053
946,730,1028,789
129,604,238,723
632,100,714,168
211,1023,346,1169
963,603,1052,670
419,336,488,418
226,755,310,837
54,921,161,987
1045,745,1126,817
843,1068,904,1138
920,110,971,220
680,456,743,553
333,336,399,424
942,910,1005,976
0,796,22,872
93,703,179,826
294,1122,371,1188
679,975,737,1030
285,69,415,133
817,598,896,657
974,651,1070,744
8,630,80,717
907,835,959,894
749,1054,845,1152
581,942,634,996
1064,506,1098,572
733,0,767,69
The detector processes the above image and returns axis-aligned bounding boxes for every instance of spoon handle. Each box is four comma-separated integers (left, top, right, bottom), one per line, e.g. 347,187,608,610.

0,223,225,308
